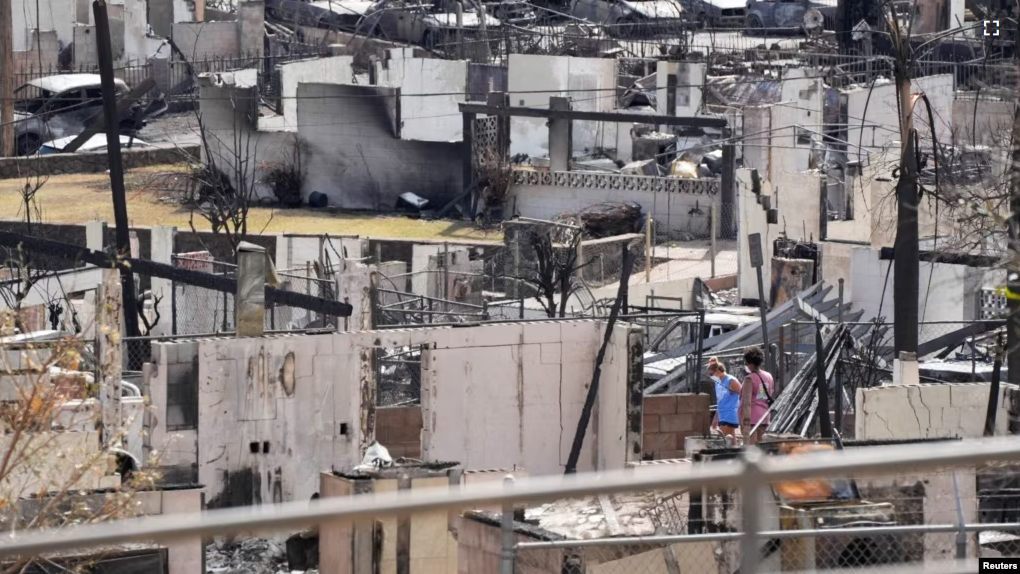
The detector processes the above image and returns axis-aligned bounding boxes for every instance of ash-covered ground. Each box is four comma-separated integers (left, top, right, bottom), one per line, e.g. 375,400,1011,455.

206,538,318,574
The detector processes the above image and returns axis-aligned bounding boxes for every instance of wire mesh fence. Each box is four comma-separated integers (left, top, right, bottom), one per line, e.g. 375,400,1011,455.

169,253,337,336
509,456,1020,573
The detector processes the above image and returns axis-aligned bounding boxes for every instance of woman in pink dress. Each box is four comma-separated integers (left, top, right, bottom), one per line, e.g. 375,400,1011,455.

740,346,774,445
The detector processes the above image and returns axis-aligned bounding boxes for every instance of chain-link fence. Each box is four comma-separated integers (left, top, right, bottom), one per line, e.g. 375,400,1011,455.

169,254,336,336
509,453,1020,574
642,202,738,285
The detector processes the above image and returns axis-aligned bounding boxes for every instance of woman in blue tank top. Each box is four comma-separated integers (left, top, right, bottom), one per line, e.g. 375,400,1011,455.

709,360,742,440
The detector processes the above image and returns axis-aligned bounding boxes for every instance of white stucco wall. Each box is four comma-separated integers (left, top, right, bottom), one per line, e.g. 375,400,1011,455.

13,0,74,51
420,320,634,476
736,169,823,303
843,74,954,160
507,54,616,158
848,246,1002,327
260,56,355,132
375,53,468,142
741,69,824,182
163,320,634,505
856,383,1018,440
655,61,706,117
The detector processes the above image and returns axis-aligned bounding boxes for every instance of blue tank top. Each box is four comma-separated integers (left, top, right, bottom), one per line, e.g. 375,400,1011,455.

715,375,740,424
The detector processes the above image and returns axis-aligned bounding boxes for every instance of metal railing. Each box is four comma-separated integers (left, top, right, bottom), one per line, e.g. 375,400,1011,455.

1,437,1019,573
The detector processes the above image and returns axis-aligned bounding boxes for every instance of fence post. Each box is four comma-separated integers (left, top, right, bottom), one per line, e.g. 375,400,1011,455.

710,202,717,278
645,215,652,283
740,448,764,574
501,475,516,574
443,242,450,304
513,227,521,299
952,471,967,559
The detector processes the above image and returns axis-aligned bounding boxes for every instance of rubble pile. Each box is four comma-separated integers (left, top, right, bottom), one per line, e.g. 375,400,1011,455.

561,201,644,238
206,538,317,574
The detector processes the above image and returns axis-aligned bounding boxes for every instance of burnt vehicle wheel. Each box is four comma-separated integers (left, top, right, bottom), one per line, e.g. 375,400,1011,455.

16,133,42,156
745,13,763,34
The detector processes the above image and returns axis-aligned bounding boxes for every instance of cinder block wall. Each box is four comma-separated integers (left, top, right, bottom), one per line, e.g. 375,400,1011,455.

376,406,423,458
642,393,711,460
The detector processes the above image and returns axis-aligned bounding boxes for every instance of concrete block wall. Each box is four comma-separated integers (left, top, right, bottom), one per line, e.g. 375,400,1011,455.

642,393,711,459
237,1,264,59
507,54,617,158
507,179,713,234
259,56,355,132
374,53,469,142
12,30,59,73
856,383,1020,441
737,169,822,303
656,61,705,117
848,246,1004,327
151,319,637,506
172,21,240,60
375,406,422,458
147,341,200,483
12,0,73,52
297,82,464,210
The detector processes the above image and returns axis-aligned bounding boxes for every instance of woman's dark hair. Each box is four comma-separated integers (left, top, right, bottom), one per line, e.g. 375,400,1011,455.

743,346,765,368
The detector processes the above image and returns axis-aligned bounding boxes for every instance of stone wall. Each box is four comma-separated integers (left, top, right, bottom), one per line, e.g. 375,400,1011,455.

642,393,711,459
0,144,198,179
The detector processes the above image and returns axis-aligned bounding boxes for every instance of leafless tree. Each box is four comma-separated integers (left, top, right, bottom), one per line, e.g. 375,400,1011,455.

504,221,593,318
0,272,159,573
0,165,53,333
184,90,275,257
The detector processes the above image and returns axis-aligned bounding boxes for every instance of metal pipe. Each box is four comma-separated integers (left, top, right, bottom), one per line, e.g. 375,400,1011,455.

516,522,1020,549
500,475,515,574
740,448,764,574
2,439,1020,557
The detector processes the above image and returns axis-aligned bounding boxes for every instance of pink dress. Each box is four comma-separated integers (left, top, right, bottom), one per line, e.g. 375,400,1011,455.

745,370,774,426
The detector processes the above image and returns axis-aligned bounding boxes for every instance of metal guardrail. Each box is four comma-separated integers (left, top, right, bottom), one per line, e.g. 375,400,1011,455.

0,438,1018,573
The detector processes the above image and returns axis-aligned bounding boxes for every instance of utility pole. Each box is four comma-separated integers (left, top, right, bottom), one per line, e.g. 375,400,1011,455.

1007,45,1020,389
892,29,919,357
93,0,141,339
0,0,14,156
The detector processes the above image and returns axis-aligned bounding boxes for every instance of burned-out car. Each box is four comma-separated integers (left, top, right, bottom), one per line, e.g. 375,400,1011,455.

12,74,164,156
360,0,503,50
569,0,692,36
680,0,744,27
266,0,371,31
744,0,836,34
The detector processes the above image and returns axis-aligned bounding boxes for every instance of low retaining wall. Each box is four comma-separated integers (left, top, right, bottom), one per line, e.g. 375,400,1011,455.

0,144,199,179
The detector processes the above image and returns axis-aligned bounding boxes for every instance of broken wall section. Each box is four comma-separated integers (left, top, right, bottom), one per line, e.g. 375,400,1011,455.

198,77,464,210
374,51,470,142
154,319,638,506
736,169,823,303
507,54,617,158
848,245,1004,325
856,383,1020,440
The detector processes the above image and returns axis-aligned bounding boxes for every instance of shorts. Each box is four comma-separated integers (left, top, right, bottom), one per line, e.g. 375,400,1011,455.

719,421,739,429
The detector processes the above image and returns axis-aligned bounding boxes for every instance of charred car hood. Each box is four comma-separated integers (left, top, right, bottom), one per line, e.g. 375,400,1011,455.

705,0,744,8
621,0,684,18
